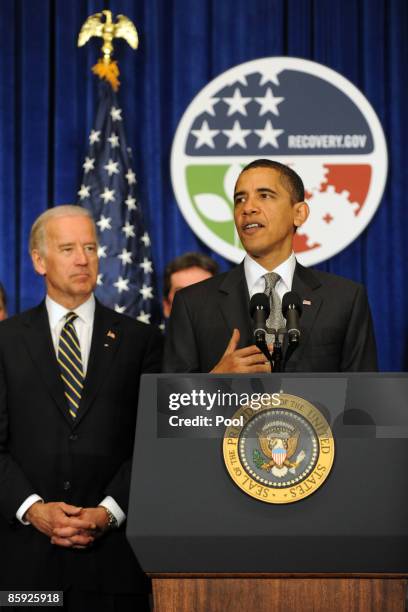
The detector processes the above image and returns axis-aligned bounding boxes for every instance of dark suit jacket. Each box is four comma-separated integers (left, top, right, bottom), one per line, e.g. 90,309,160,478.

0,300,163,592
163,262,377,372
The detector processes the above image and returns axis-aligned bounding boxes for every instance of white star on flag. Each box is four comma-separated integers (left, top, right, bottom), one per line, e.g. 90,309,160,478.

98,245,108,258
223,88,251,116
110,106,122,121
77,184,91,200
114,304,126,313
191,120,219,149
89,130,101,144
83,157,95,173
107,133,120,148
255,120,284,148
122,222,135,238
104,159,120,176
100,187,115,204
125,169,136,185
140,232,151,247
139,284,154,300
97,273,103,286
139,258,153,273
125,195,137,211
137,311,151,324
96,215,112,232
255,88,284,116
223,120,251,149
118,248,133,265
113,276,129,293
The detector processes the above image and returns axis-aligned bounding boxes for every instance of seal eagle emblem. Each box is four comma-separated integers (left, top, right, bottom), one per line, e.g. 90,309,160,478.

223,393,335,504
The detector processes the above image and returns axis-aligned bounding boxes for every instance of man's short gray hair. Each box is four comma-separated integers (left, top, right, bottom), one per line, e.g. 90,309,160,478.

29,205,96,255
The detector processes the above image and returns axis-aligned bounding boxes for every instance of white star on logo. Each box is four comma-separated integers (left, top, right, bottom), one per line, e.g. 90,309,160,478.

89,130,101,144
223,120,251,149
118,248,133,265
110,107,122,121
83,157,95,173
114,304,126,313
139,257,153,273
97,245,108,258
137,310,151,324
77,184,91,200
100,187,115,204
223,88,251,116
139,284,153,300
96,215,112,232
108,133,120,148
97,273,103,286
122,222,135,238
125,195,137,211
202,97,220,116
255,88,284,116
104,159,120,176
258,67,280,87
113,276,129,293
255,120,284,148
191,120,219,149
125,169,136,185
140,232,150,247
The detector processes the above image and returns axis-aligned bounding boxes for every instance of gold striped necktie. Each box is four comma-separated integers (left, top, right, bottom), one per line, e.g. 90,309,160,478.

57,312,84,419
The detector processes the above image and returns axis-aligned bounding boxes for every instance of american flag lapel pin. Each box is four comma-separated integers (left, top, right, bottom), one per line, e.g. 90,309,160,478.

303,299,312,306
104,330,116,347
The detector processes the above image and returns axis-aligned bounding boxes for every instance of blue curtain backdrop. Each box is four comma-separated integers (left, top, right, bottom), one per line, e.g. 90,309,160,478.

0,0,407,370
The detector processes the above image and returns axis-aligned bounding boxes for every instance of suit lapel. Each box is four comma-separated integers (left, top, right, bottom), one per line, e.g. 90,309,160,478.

74,301,121,427
22,303,73,427
287,262,323,367
218,263,253,348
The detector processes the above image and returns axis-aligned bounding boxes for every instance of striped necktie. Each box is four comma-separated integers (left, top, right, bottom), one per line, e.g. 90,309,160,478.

57,312,84,419
264,272,286,343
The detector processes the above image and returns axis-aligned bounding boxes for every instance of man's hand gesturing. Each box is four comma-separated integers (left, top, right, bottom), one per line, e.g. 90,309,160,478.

210,329,271,373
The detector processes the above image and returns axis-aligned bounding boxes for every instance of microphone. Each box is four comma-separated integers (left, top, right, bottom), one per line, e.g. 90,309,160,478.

249,293,270,344
282,292,302,345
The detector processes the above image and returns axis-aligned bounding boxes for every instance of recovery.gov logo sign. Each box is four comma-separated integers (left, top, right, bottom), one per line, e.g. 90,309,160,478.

170,57,387,265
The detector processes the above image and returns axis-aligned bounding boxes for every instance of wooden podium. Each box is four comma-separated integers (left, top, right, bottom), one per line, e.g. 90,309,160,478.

127,374,408,611
151,574,407,612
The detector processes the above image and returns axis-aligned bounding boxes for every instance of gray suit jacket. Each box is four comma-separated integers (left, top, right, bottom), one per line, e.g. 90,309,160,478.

163,262,378,372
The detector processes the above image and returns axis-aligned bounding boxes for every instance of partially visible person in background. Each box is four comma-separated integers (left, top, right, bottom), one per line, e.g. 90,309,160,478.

163,252,219,318
0,282,7,320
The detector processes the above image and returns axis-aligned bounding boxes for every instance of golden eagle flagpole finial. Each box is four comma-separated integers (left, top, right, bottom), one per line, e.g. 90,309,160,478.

77,9,139,91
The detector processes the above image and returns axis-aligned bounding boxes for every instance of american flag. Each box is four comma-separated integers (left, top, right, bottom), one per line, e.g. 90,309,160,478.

77,81,161,325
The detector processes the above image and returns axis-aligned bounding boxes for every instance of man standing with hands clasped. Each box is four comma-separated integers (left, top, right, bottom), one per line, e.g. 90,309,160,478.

0,206,163,611
163,159,377,373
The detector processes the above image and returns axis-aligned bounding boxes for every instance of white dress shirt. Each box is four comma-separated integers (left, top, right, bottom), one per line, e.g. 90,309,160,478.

16,294,125,527
243,251,297,298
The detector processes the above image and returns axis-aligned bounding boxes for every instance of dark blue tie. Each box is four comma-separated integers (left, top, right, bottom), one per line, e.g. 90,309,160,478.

57,312,84,419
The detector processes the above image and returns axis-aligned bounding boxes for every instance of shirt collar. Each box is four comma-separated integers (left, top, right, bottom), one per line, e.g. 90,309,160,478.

45,294,96,328
244,252,297,294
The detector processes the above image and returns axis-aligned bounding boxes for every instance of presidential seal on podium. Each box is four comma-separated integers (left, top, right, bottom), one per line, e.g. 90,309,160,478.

223,393,335,504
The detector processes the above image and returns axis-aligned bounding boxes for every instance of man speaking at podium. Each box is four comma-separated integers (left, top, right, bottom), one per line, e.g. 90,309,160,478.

164,159,377,373
0,206,162,610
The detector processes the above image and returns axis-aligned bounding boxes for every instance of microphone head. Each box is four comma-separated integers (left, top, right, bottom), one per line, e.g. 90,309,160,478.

282,291,303,317
250,292,270,318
